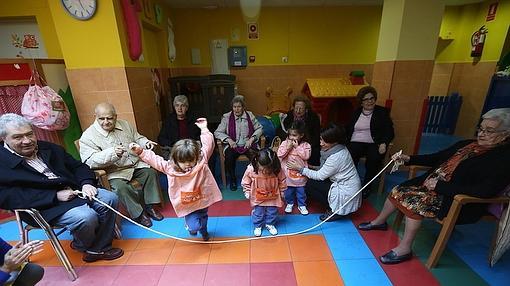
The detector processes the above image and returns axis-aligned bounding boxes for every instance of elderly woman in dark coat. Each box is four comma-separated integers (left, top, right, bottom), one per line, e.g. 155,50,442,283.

358,108,510,264
279,96,321,166
346,86,394,198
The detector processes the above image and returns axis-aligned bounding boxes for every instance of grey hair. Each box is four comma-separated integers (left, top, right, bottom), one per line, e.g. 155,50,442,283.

173,95,189,107
482,108,510,132
231,95,245,108
0,113,32,138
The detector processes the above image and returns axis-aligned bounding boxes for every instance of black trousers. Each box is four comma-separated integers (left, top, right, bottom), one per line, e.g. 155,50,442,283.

224,147,256,183
13,263,44,286
305,179,333,211
348,142,386,192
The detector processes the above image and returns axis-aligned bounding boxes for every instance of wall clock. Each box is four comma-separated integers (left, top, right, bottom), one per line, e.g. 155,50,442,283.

61,0,97,20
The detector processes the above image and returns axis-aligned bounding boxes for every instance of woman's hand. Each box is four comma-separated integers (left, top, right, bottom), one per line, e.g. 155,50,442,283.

145,140,158,150
245,137,254,148
391,152,410,163
227,139,237,149
195,118,208,130
287,159,304,171
129,143,143,155
378,143,387,155
80,184,98,200
0,241,43,273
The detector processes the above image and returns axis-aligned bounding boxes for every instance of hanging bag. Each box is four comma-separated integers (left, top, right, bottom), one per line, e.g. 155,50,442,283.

21,71,70,130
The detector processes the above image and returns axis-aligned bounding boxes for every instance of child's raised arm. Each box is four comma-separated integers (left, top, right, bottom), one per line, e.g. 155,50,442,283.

129,143,172,174
196,118,215,160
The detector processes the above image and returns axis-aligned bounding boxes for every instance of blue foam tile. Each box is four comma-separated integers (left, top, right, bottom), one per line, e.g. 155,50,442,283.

320,218,358,234
278,214,322,235
335,258,392,286
325,232,374,260
0,221,73,241
214,216,253,237
176,216,219,239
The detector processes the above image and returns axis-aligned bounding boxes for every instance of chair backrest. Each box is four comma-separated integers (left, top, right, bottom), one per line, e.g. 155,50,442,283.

74,139,80,151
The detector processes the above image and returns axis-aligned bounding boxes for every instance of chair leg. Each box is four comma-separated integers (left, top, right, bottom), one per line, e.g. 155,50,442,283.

220,154,227,188
426,200,463,268
377,172,386,195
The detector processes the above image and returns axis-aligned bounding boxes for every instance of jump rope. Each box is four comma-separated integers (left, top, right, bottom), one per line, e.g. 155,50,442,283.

75,151,403,244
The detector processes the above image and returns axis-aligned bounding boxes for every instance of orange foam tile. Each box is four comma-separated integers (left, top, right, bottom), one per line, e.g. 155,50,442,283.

288,235,333,262
250,237,292,263
112,239,140,251
293,261,344,286
127,248,173,265
209,238,250,264
135,238,176,250
31,240,84,267
167,240,212,264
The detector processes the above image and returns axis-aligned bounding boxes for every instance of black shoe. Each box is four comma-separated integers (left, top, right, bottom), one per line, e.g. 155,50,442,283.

379,250,412,264
146,207,164,221
201,231,210,241
134,213,153,228
229,182,237,191
319,210,345,222
358,222,388,231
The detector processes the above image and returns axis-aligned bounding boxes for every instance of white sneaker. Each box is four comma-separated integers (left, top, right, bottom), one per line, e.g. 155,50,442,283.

298,206,309,215
265,224,278,235
285,204,294,213
254,227,262,237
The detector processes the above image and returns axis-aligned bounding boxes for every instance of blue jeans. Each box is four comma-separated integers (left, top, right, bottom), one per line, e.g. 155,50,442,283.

252,206,278,228
284,186,307,206
184,208,208,235
54,189,118,253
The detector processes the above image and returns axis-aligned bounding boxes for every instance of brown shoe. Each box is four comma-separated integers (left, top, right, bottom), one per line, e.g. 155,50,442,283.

146,207,164,221
83,248,124,263
134,213,153,228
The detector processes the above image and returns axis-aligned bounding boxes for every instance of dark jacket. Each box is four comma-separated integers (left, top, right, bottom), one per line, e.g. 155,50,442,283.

0,237,12,284
281,110,321,166
402,140,510,224
0,141,95,225
347,105,394,145
157,113,200,147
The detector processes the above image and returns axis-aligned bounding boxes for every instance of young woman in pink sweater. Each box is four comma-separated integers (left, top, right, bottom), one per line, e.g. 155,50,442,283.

277,121,311,215
130,118,222,241
242,149,287,237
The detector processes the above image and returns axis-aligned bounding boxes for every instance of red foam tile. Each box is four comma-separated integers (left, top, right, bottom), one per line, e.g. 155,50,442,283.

112,265,164,286
250,262,298,286
204,264,250,286
352,202,440,286
158,264,207,286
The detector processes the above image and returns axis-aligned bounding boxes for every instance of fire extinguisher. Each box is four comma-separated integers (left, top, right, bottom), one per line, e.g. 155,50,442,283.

471,25,488,58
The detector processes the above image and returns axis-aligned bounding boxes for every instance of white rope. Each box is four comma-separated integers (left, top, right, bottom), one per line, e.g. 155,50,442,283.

76,153,401,244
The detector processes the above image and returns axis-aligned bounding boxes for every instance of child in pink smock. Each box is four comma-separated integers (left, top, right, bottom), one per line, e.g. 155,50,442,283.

277,121,311,215
242,149,286,237
130,118,222,241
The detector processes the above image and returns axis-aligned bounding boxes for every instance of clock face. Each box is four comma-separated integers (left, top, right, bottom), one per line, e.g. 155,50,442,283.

61,0,97,20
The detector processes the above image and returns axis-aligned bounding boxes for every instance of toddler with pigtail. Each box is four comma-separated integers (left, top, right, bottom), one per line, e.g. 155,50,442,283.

129,118,222,241
242,148,286,237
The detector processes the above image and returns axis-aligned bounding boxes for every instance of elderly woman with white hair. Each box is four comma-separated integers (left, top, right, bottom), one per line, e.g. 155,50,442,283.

158,95,201,159
214,95,263,191
358,108,510,265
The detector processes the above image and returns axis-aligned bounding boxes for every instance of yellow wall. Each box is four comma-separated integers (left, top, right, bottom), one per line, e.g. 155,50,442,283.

46,0,124,69
436,0,510,63
0,0,62,59
169,6,382,67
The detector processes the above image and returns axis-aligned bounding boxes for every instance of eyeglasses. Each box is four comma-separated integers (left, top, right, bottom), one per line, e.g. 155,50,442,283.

362,97,376,102
477,126,501,135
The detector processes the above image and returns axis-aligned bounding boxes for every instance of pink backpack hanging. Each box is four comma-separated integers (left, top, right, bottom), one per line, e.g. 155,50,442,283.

21,70,70,131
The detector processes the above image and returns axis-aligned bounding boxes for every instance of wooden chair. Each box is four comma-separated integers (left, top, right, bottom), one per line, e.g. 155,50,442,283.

217,135,266,188
393,165,510,268
14,209,78,281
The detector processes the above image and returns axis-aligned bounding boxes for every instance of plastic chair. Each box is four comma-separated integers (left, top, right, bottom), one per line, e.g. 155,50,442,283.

14,209,78,281
393,165,510,268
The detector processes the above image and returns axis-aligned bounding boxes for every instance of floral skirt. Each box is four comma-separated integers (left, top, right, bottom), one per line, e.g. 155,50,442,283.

388,185,443,219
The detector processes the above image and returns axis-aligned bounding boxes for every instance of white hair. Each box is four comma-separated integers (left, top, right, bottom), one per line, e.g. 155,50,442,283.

0,113,32,138
482,108,510,132
173,95,189,107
